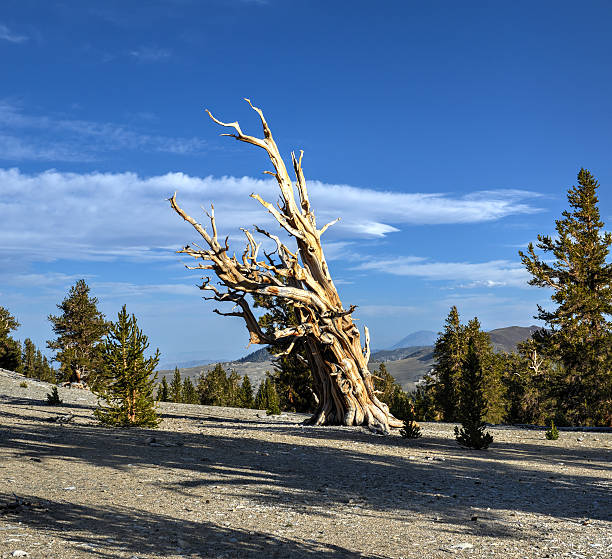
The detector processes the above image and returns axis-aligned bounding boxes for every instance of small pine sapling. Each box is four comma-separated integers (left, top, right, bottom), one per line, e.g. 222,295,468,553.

93,305,160,427
545,420,559,440
400,401,422,439
454,339,494,450
46,386,63,405
19,381,28,388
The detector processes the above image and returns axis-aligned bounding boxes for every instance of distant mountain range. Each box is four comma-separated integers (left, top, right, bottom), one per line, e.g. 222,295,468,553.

158,325,541,391
390,330,437,349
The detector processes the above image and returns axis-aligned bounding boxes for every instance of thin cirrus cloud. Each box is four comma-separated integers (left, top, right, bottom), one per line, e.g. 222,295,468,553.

0,168,541,265
0,24,27,43
0,101,207,160
354,257,530,288
129,46,172,62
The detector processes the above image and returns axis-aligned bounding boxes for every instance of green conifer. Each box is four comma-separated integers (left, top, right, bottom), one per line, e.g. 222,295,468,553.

432,306,465,421
46,386,62,406
226,370,241,407
0,307,22,372
197,364,229,406
520,169,612,425
47,280,109,384
255,375,281,415
454,340,494,450
169,367,183,403
545,420,559,440
182,376,198,404
93,305,160,427
157,376,170,402
22,338,36,378
237,374,255,408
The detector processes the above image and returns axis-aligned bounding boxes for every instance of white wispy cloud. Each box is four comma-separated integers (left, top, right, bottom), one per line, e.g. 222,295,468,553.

0,24,27,43
129,46,172,62
0,101,207,161
355,257,530,288
0,168,541,264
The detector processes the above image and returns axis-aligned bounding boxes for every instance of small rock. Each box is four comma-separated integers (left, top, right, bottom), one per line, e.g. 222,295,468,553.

470,515,478,521
577,437,584,442
451,543,474,550
145,437,156,444
63,486,76,491
12,552,28,557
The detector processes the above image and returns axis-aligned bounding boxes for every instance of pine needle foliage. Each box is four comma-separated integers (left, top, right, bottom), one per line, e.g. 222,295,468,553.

169,367,183,403
255,375,281,415
519,169,612,426
47,280,109,385
454,340,494,450
181,376,199,404
545,420,559,440
400,400,422,439
237,375,255,408
46,386,62,406
93,305,160,427
157,376,169,402
0,306,22,372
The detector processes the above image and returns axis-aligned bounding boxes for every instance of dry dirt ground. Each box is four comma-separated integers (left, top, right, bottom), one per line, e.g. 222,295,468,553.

1,369,610,559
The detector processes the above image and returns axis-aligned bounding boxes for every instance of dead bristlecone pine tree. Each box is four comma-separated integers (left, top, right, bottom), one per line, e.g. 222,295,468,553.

170,99,402,432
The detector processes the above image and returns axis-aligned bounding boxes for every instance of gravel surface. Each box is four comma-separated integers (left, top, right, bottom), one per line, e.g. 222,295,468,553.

1,369,611,558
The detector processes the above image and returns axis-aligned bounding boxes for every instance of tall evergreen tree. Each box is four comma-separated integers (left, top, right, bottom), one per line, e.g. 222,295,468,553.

169,367,183,403
465,317,504,424
0,306,21,371
93,305,160,427
432,306,464,421
255,375,281,415
197,364,229,406
237,374,255,408
182,376,198,404
22,338,36,378
47,280,109,384
454,339,494,449
519,169,612,425
157,376,170,402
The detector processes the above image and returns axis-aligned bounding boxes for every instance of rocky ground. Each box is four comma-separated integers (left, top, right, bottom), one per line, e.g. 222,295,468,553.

0,369,611,559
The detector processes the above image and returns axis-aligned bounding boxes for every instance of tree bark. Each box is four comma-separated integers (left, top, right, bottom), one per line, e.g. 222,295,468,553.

170,100,402,432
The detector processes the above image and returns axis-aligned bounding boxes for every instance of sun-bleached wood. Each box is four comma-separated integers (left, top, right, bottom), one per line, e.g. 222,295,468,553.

170,100,401,431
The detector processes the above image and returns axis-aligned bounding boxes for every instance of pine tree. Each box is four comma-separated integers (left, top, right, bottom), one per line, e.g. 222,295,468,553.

197,364,229,406
47,280,109,384
545,420,559,440
432,306,464,421
254,287,316,413
224,370,240,407
46,386,62,406
157,376,169,402
237,374,255,408
182,377,198,404
22,338,36,378
454,340,494,449
169,367,183,403
93,305,160,427
400,401,422,439
255,375,281,415
0,306,21,372
465,317,504,424
519,169,612,425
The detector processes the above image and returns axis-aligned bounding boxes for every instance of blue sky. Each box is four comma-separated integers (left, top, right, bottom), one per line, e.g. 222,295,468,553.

1,0,611,365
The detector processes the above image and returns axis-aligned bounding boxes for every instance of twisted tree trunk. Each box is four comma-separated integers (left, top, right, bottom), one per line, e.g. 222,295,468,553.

170,100,401,432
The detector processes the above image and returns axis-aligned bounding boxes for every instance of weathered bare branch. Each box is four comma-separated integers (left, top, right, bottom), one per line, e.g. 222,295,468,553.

171,102,402,431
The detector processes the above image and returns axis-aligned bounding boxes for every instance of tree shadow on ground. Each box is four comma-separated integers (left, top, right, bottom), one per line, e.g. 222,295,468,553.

0,494,383,559
1,401,610,540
